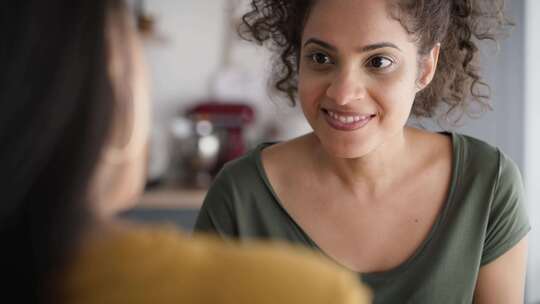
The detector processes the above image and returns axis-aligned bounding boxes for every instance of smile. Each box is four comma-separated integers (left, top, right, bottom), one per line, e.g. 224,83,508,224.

322,109,376,131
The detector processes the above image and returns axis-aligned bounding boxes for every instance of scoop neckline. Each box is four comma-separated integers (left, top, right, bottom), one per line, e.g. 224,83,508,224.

252,132,462,280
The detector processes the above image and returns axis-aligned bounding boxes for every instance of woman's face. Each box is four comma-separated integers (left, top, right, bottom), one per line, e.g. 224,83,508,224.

298,0,438,158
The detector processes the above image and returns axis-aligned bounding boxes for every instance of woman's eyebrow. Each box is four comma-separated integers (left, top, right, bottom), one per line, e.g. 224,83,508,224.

303,38,338,51
359,42,401,52
303,38,402,53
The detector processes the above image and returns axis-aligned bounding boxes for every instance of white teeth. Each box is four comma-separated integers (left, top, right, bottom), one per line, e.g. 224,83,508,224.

327,110,371,124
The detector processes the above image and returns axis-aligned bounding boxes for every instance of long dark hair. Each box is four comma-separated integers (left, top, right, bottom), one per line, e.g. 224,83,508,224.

0,0,126,302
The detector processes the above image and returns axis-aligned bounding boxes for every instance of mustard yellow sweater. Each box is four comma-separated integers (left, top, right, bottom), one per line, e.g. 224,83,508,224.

61,224,371,304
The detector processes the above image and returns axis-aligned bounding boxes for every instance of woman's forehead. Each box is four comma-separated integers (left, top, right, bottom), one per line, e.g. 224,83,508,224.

302,0,411,49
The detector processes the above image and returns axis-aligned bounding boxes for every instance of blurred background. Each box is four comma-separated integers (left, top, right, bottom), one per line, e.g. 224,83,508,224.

118,0,539,302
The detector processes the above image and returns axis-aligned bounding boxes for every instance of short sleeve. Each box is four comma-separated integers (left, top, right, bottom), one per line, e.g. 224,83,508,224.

481,151,531,265
194,167,239,237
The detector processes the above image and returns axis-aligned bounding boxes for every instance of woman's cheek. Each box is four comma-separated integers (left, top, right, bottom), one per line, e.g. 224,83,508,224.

299,73,327,106
377,67,417,105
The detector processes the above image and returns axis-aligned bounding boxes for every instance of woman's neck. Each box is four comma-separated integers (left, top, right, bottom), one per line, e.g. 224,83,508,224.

313,128,416,200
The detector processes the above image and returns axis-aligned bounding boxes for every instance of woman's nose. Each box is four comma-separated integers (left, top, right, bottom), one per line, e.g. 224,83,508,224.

325,69,367,105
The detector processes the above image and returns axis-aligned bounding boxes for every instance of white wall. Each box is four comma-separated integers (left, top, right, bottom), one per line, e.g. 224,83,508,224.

525,0,540,302
141,0,313,178
143,0,309,141
142,0,227,124
480,0,525,169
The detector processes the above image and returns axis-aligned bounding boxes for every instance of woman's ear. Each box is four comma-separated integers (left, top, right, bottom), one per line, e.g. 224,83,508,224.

417,43,441,91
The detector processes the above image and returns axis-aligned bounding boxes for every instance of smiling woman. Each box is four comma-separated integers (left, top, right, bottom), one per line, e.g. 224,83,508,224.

296,0,439,158
195,0,530,303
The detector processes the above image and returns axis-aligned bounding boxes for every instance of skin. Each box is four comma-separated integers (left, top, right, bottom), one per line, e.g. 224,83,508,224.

89,11,151,218
261,0,527,301
474,238,528,304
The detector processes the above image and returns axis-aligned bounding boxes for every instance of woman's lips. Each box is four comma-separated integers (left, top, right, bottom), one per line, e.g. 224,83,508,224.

322,109,375,131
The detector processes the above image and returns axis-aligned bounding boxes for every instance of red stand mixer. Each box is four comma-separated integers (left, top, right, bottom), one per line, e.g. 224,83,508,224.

183,101,255,186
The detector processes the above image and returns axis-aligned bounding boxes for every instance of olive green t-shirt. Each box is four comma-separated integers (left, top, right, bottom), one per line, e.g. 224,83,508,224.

194,132,530,304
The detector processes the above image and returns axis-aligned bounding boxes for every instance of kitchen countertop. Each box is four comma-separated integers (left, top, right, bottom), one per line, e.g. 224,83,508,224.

137,185,208,210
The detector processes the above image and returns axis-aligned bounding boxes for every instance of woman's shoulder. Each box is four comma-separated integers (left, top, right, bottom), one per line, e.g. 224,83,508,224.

445,135,529,265
448,132,526,218
218,135,305,177
208,142,274,191
62,224,371,304
453,132,499,157
451,132,519,177
217,134,312,187
261,133,316,169
411,129,499,162
412,129,521,190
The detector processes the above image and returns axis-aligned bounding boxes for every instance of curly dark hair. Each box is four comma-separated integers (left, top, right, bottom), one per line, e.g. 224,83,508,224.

239,0,512,119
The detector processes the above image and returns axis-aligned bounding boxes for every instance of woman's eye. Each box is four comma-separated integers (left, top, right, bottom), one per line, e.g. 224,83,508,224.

368,56,393,69
309,52,332,65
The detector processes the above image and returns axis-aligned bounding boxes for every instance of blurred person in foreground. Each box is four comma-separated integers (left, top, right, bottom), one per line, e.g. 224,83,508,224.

0,1,371,303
